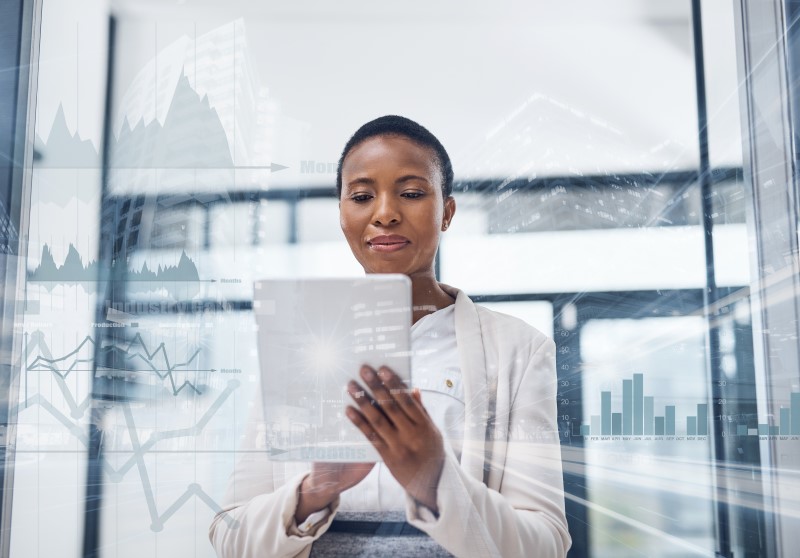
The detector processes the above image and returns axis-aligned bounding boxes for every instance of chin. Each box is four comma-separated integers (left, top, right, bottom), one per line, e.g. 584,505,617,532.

366,267,409,276
357,256,404,274
362,261,411,275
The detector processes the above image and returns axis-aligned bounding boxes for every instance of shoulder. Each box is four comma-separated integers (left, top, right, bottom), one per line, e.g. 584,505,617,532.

442,282,551,352
473,304,551,355
442,282,552,356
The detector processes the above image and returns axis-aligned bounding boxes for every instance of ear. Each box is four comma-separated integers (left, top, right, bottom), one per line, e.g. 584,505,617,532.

441,196,456,231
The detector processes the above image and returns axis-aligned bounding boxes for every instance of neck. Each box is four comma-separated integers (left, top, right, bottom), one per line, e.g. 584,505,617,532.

408,271,455,324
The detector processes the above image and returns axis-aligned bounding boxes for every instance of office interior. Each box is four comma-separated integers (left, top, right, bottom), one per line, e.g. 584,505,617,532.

1,0,799,556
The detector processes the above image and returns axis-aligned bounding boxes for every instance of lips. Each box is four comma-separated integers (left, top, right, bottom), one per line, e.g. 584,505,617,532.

367,235,410,253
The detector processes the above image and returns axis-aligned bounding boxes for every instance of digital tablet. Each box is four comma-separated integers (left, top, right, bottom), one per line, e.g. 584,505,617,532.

253,275,412,462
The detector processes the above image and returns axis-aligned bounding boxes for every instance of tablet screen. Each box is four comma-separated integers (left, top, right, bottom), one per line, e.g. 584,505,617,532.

254,275,412,461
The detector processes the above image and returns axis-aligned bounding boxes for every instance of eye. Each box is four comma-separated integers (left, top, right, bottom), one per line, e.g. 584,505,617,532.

401,191,424,199
350,193,373,203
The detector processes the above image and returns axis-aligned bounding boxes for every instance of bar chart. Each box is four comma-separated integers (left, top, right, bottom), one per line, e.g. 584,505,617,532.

731,392,800,436
579,374,800,438
579,373,709,437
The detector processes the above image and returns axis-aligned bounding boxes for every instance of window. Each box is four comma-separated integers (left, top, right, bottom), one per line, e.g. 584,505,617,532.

6,1,798,557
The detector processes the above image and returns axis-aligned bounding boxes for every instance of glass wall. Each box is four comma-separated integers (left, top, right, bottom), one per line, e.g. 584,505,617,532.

4,0,799,557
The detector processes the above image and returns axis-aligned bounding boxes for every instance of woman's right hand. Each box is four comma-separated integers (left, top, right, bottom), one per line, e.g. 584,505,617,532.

294,462,375,523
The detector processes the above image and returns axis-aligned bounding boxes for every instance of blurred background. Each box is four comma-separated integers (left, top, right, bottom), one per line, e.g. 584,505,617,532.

1,0,799,556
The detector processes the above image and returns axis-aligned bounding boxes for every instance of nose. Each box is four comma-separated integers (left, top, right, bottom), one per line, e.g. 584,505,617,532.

372,193,400,226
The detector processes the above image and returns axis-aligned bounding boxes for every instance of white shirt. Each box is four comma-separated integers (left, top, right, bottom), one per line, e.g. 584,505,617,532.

336,303,464,512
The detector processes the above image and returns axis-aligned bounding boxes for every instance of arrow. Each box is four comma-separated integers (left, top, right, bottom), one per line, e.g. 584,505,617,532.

39,163,291,171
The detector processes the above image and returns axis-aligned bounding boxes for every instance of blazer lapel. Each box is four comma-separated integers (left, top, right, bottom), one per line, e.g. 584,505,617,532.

439,283,489,482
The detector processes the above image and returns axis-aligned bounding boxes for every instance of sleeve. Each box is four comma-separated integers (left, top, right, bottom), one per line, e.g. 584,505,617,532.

291,508,333,536
208,401,341,558
403,337,572,558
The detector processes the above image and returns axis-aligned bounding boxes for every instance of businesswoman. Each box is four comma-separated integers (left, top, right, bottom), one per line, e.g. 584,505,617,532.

209,115,571,557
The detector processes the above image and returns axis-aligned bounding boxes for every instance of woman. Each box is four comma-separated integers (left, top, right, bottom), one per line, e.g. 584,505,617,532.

209,115,571,557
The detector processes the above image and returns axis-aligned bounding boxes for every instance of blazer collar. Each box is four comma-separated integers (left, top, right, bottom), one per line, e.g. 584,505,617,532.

438,283,489,482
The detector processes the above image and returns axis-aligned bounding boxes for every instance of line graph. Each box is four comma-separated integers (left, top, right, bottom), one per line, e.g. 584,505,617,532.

104,380,239,481
35,99,288,172
18,330,241,530
25,330,213,397
119,392,239,531
14,380,239,477
22,331,93,418
15,372,242,530
28,243,203,285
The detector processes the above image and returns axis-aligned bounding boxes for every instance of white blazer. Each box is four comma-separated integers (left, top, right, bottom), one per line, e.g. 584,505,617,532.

209,284,572,558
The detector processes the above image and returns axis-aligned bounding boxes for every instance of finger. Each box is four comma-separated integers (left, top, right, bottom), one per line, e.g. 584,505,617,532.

359,366,413,427
346,406,388,452
376,366,424,423
378,365,416,404
412,388,430,416
347,380,396,434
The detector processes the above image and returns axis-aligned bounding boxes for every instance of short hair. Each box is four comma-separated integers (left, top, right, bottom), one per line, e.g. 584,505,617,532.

336,115,454,200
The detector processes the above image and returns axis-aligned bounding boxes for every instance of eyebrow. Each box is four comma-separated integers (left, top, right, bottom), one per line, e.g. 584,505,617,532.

346,174,431,188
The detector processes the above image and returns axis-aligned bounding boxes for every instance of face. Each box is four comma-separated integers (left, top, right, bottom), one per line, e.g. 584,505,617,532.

339,135,455,277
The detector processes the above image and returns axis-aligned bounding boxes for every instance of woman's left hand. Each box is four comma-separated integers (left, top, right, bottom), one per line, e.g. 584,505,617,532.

346,364,445,514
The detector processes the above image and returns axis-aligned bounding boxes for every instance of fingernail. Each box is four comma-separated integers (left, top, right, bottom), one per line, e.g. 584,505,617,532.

361,367,375,380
